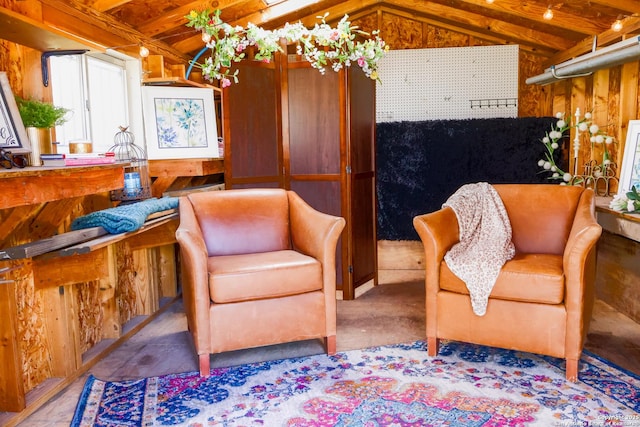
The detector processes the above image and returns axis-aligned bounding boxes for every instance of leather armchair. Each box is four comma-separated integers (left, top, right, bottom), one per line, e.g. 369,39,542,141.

413,184,602,381
176,188,345,376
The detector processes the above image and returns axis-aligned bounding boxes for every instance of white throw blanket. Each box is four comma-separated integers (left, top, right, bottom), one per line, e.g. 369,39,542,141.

443,182,515,316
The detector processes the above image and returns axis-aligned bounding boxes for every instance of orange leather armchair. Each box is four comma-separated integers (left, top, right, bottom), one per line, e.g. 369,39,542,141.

413,184,602,381
176,188,345,376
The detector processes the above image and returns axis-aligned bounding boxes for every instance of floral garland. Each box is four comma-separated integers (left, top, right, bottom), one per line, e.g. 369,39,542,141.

538,110,615,185
186,10,388,87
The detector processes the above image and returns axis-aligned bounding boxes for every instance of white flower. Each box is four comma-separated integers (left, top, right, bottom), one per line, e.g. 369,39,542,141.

585,112,592,119
589,124,599,134
543,161,551,170
557,120,566,128
578,123,588,132
542,136,550,143
563,173,572,182
538,159,545,166
605,136,613,144
551,165,557,172
551,142,558,149
555,112,563,119
552,172,559,178
609,194,629,211
628,200,636,212
595,135,604,144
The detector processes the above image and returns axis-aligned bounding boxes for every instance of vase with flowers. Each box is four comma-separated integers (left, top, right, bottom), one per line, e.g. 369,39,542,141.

537,109,616,195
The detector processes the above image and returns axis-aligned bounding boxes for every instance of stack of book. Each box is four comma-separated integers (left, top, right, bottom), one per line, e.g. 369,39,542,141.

41,152,116,167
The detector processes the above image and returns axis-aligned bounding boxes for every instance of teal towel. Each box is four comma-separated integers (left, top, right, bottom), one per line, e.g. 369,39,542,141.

71,197,179,234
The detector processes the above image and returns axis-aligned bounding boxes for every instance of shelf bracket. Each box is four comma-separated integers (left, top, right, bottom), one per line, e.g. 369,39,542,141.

41,50,88,87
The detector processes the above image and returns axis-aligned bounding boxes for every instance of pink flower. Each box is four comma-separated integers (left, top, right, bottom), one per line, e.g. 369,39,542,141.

329,30,340,41
221,77,231,88
358,57,365,67
262,58,270,63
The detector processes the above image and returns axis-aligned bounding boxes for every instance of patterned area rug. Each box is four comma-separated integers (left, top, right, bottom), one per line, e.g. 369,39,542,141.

71,340,639,426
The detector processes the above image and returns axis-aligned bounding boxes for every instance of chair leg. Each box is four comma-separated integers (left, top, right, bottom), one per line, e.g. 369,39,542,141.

566,358,578,382
427,337,439,356
325,335,336,355
199,353,211,377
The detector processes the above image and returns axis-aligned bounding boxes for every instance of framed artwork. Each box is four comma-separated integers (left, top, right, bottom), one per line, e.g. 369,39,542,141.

618,120,640,195
0,72,31,154
142,85,218,160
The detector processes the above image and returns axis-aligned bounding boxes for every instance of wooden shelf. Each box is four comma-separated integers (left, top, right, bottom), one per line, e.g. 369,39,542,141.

0,164,125,209
148,158,223,177
0,6,100,52
142,77,221,93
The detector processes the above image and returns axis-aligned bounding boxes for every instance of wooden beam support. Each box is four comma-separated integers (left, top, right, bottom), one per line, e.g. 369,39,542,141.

0,165,123,210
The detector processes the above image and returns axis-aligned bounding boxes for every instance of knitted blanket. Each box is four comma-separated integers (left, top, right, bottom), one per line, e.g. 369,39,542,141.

443,182,515,316
71,197,179,234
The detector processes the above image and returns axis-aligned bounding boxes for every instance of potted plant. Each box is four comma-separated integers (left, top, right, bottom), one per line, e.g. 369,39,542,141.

15,96,70,166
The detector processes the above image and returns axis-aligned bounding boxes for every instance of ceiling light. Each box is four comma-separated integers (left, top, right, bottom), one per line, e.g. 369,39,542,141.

612,18,623,32
139,45,149,58
543,6,554,20
486,0,495,3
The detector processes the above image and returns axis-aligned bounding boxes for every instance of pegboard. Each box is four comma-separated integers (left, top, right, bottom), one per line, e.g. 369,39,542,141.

376,45,519,122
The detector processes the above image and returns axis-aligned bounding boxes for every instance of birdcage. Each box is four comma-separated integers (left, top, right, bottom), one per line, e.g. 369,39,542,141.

109,126,151,201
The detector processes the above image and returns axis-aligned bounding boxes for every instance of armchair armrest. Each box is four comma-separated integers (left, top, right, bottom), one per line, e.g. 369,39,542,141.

176,199,212,355
562,189,602,357
287,191,346,271
413,206,460,338
287,191,345,340
413,206,460,280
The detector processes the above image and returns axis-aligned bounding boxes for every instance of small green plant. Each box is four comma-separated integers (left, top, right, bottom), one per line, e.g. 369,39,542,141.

15,96,69,128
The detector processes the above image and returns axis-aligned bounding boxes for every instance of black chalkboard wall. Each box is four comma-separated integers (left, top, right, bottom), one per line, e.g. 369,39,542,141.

376,117,561,241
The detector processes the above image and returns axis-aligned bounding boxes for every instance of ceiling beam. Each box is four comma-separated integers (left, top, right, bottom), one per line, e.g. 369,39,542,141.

588,0,640,14
396,0,606,36
41,0,192,63
382,0,574,52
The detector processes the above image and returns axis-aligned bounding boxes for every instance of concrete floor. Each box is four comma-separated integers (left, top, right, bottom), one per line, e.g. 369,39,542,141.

7,280,640,426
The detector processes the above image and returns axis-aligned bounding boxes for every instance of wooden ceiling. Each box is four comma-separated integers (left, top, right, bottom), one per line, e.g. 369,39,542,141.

30,0,640,66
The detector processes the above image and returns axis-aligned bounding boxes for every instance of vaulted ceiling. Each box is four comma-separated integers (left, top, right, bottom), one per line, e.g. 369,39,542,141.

16,0,640,67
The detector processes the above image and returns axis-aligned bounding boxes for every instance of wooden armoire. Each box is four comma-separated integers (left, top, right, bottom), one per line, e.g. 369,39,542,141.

222,48,377,300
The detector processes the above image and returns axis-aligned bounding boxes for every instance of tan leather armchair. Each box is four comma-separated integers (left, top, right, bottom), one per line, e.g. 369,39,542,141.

176,188,345,376
413,184,602,381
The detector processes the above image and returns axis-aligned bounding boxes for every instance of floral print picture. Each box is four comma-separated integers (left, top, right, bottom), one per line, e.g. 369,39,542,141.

142,86,218,160
154,97,208,148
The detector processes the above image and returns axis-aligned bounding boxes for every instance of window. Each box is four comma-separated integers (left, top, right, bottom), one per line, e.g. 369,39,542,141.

50,53,135,154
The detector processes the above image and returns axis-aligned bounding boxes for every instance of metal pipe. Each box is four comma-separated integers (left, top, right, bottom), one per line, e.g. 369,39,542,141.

526,36,640,85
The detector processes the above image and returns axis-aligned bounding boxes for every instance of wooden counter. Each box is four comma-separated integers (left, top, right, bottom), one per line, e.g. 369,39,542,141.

594,197,640,326
0,164,179,426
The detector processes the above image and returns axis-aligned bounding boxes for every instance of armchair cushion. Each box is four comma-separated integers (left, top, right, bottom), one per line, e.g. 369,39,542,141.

440,253,565,304
208,250,322,303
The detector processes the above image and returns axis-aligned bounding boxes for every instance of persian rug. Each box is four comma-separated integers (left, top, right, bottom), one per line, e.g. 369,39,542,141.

71,340,640,427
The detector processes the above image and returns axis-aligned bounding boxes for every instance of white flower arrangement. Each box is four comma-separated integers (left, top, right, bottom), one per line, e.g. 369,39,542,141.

186,10,388,87
609,185,640,213
538,110,615,185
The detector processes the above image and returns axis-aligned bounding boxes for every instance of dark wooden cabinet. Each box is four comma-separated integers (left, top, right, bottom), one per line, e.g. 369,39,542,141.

223,52,377,300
